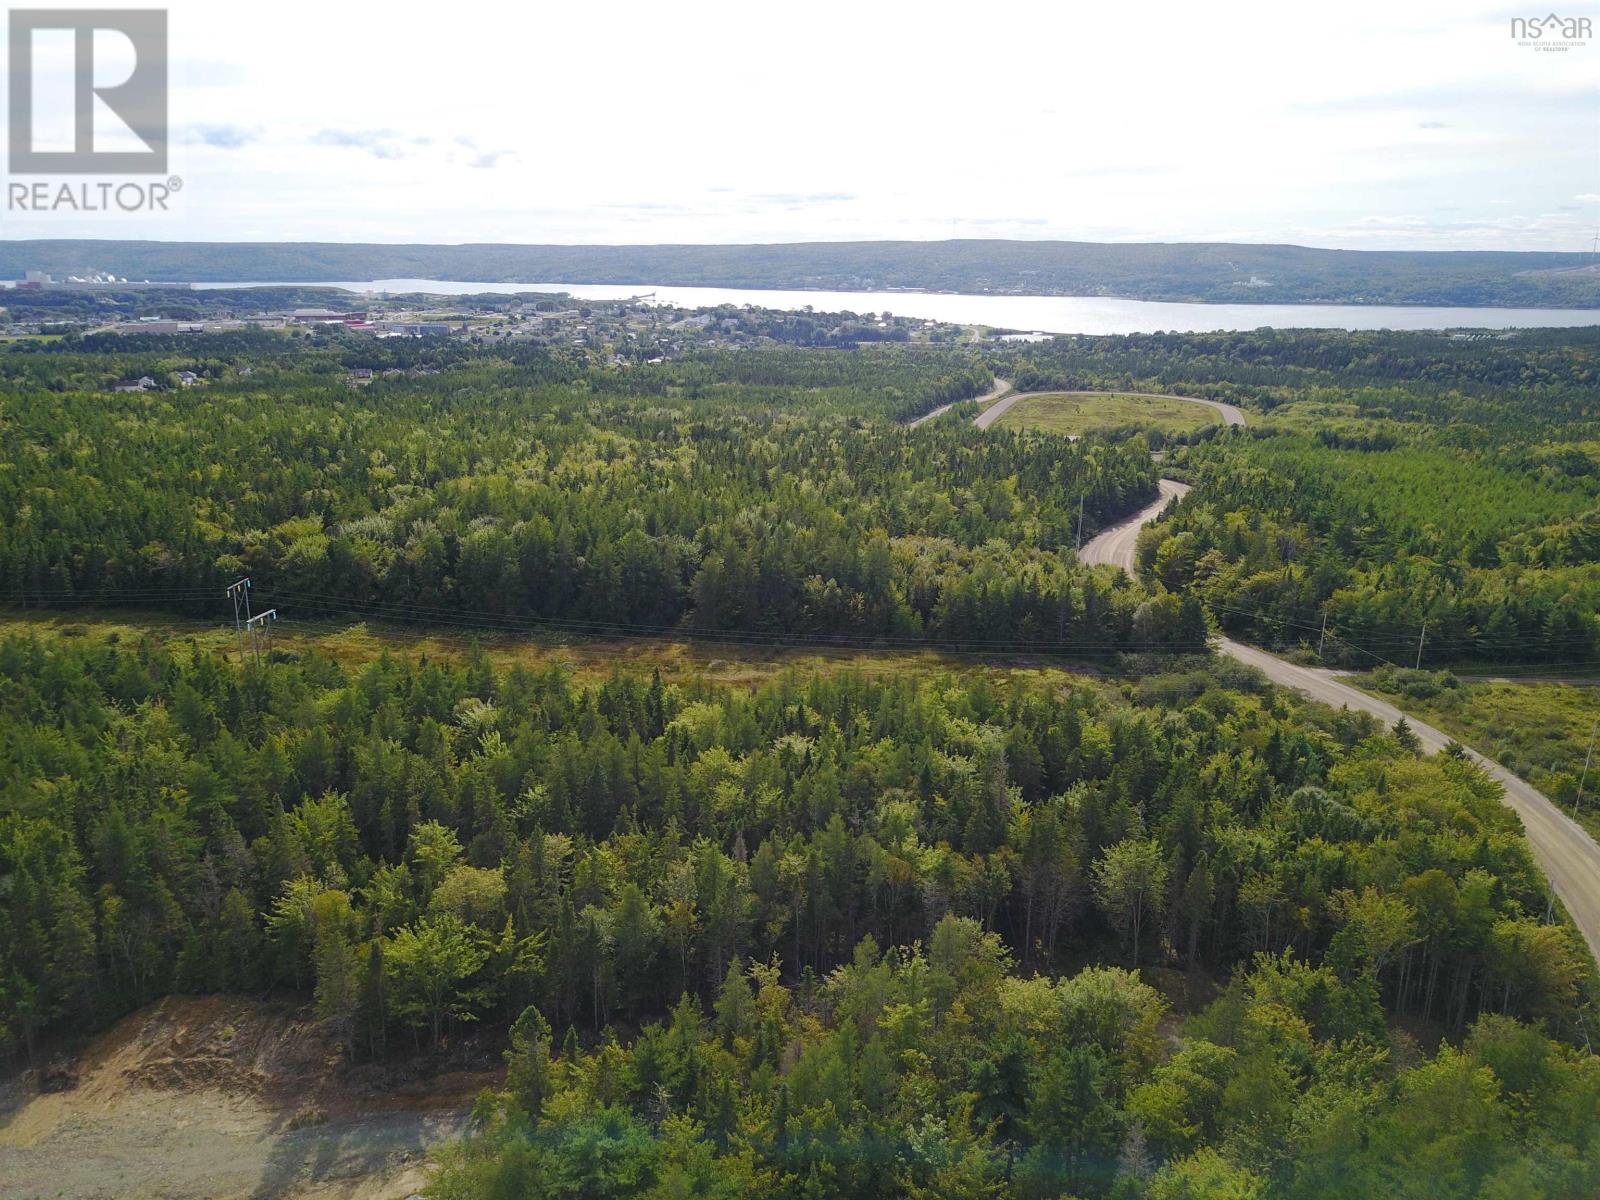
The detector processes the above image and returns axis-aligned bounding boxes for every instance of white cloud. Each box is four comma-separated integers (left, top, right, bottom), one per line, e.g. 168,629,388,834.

0,0,1594,250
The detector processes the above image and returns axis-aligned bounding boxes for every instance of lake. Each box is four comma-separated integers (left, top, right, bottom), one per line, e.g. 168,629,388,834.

193,279,1600,335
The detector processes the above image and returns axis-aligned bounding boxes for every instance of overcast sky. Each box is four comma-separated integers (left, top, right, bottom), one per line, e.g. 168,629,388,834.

1,0,1596,249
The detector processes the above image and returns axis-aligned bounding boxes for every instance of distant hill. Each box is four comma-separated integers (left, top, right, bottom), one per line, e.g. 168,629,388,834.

2,239,1597,307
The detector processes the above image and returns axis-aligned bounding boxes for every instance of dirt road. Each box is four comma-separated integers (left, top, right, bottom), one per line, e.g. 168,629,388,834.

975,390,1246,432
1082,484,1600,965
907,376,1012,427
1078,480,1192,569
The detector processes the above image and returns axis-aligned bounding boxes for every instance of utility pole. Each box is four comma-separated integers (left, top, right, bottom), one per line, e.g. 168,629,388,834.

1075,493,1086,551
1318,611,1328,659
1415,620,1427,670
225,578,251,662
1577,717,1598,813
245,609,277,664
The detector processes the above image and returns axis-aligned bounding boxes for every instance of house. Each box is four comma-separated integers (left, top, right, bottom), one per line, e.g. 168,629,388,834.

112,375,158,393
346,368,375,385
176,371,198,387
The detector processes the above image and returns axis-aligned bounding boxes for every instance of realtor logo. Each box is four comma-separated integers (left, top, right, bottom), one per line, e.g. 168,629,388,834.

8,9,168,173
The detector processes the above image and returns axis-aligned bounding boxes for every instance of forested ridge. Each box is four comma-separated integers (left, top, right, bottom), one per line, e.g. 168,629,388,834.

4,323,1600,1199
0,344,1204,653
998,328,1600,430
7,329,1596,668
2,634,1596,1198
5,238,1599,305
996,330,1600,667
1142,436,1600,665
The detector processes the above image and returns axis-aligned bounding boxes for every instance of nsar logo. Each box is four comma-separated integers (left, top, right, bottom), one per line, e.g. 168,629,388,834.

1510,12,1591,51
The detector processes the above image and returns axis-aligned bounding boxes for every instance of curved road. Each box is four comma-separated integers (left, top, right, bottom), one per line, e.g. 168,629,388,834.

908,376,1012,428
1079,479,1192,569
1086,478,1600,964
935,383,1600,961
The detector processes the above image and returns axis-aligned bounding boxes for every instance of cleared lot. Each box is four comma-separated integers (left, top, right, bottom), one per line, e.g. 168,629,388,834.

991,392,1222,436
0,995,492,1200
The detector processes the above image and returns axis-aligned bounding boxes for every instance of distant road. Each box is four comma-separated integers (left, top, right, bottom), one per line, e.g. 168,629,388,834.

976,390,1247,432
907,376,1011,428
1080,478,1600,965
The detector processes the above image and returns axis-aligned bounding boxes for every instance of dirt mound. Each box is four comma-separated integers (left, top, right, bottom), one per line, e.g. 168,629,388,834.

0,994,500,1200
89,996,339,1100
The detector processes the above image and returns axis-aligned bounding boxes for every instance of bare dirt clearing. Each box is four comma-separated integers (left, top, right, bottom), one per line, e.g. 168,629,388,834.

0,996,497,1200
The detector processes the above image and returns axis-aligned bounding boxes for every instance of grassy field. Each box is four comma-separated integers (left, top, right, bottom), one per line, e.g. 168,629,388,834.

994,392,1218,436
0,608,1115,691
1353,668,1600,837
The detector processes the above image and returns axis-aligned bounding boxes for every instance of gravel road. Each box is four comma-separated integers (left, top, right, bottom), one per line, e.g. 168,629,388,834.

1078,480,1192,568
907,376,1012,427
1081,475,1600,965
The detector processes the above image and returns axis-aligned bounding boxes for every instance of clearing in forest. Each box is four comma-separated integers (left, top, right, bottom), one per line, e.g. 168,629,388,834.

992,391,1220,436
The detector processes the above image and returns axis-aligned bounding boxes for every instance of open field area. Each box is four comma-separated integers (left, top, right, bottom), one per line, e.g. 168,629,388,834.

991,391,1221,436
0,608,1116,692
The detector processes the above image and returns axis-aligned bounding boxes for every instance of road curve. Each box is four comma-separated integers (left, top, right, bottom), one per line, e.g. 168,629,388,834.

1084,482,1600,964
977,390,1247,432
1078,480,1192,569
973,389,1033,430
908,376,1012,428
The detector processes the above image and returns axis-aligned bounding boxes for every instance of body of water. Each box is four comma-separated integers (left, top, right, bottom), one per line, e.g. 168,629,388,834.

193,279,1600,335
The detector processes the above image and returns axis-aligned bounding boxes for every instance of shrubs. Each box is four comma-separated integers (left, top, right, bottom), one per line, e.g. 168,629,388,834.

1369,666,1460,702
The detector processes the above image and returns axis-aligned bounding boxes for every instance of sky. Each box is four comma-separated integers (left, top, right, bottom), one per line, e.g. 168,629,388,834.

0,0,1596,250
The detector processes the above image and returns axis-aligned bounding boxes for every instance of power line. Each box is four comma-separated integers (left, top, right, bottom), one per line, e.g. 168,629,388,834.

244,607,278,662
1578,720,1598,815
179,581,1220,655
258,589,1183,653
9,583,1591,665
4,583,1598,673
225,577,252,661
